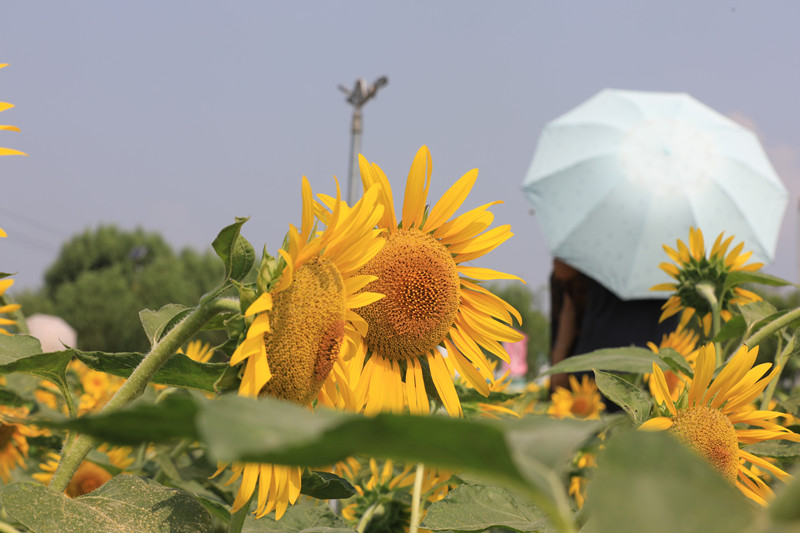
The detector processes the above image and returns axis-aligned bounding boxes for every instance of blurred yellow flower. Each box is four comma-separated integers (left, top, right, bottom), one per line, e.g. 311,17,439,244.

548,375,605,420
0,63,27,158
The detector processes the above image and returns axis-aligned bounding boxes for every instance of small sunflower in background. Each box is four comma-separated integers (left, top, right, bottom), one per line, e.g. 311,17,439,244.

340,458,453,533
0,63,27,158
651,227,763,336
645,327,700,402
0,405,45,482
641,343,800,505
568,451,597,510
548,375,605,420
218,178,385,520
33,445,133,498
344,146,524,417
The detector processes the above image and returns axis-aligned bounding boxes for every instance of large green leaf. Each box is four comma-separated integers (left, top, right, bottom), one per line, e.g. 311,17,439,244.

422,484,552,532
743,441,800,458
300,470,356,500
593,370,651,425
49,394,598,531
51,395,200,444
2,475,214,533
0,335,72,392
726,271,791,288
586,431,755,533
139,304,191,346
770,463,800,524
73,349,229,392
542,347,663,376
212,217,255,282
242,498,352,532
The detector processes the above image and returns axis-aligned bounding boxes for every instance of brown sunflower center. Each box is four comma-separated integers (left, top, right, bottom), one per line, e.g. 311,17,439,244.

66,461,112,498
357,228,461,360
0,423,16,449
261,257,346,405
669,405,739,483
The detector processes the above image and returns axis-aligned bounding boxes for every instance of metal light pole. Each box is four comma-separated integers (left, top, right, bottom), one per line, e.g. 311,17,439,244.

339,76,388,205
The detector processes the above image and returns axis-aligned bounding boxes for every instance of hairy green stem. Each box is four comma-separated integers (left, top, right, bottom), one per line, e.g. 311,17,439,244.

227,492,254,533
744,307,800,349
48,297,239,492
695,282,722,364
409,463,425,533
356,502,381,533
760,335,794,411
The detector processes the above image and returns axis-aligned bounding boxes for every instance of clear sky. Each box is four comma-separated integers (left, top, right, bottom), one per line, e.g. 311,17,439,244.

3,2,800,301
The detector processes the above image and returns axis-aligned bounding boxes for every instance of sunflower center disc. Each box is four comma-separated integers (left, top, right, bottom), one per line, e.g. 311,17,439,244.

669,405,739,483
358,228,461,360
67,462,112,498
261,257,346,405
0,423,16,448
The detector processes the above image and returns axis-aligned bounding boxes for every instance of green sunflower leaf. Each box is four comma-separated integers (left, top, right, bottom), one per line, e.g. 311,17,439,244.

73,349,228,392
2,475,214,533
139,303,191,346
241,498,352,532
0,386,29,406
300,470,356,500
212,217,255,282
769,463,800,523
422,483,552,532
48,394,199,444
0,334,71,386
713,314,745,343
725,270,791,288
593,370,651,425
542,347,665,376
658,348,693,379
586,431,755,533
742,441,800,458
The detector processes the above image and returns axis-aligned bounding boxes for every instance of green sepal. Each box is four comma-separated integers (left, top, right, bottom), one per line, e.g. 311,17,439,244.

212,217,255,282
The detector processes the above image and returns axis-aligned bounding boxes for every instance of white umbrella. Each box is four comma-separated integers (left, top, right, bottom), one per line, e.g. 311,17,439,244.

522,88,788,300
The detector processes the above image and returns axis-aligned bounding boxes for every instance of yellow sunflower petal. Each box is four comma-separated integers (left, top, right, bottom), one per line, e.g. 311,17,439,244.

422,168,478,232
401,146,432,229
639,417,674,431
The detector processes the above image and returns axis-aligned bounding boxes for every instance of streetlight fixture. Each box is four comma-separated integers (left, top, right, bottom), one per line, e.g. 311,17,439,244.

339,76,388,205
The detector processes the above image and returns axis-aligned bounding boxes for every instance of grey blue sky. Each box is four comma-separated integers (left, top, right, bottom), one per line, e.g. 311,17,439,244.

3,2,800,299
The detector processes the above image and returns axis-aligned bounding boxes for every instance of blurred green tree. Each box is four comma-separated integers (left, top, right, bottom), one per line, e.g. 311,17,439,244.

487,282,549,380
17,225,224,353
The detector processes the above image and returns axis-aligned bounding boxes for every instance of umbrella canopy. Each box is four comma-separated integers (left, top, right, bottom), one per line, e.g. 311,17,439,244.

522,89,788,300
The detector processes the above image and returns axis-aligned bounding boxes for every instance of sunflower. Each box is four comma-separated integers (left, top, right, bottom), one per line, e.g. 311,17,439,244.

644,327,700,402
1,63,27,158
0,405,43,482
340,458,453,533
640,343,800,505
547,375,605,420
34,445,132,497
218,177,385,519
0,276,20,335
345,146,524,417
568,451,597,509
651,227,763,336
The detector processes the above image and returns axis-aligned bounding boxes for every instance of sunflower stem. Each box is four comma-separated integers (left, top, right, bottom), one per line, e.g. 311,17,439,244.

356,502,381,533
48,297,240,493
695,282,722,364
409,462,425,533
227,491,254,533
759,335,794,411
744,306,800,349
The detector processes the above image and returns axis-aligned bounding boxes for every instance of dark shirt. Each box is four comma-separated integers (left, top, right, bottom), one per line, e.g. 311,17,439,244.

572,276,678,355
